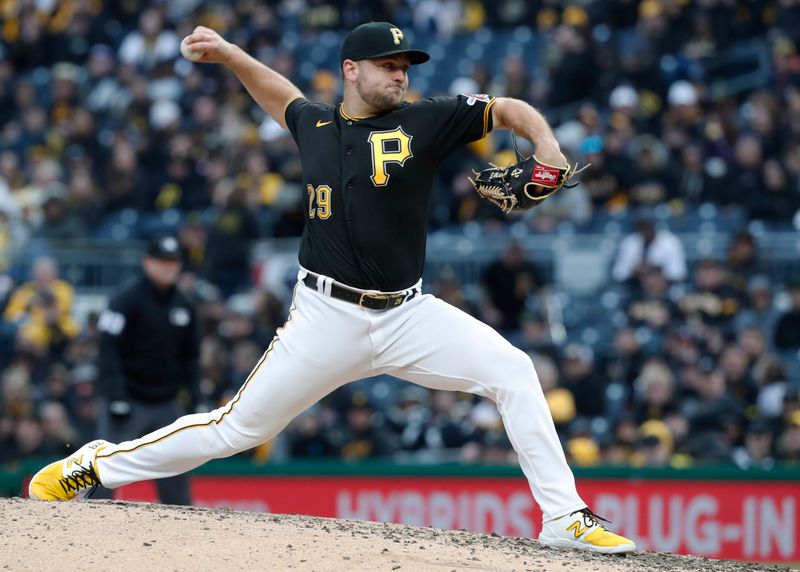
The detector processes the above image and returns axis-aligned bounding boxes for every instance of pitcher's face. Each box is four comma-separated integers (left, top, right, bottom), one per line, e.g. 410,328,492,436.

354,55,410,111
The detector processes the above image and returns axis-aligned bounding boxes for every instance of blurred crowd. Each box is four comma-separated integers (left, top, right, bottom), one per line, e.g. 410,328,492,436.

2,0,800,470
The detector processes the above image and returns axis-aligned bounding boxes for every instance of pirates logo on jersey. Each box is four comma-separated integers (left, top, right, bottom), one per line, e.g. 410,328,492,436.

367,126,414,187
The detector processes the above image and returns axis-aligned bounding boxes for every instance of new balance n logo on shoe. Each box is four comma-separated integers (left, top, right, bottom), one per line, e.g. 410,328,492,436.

66,454,84,469
566,520,588,538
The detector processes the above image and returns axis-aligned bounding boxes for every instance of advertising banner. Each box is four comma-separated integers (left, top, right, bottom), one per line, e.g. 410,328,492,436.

116,477,798,562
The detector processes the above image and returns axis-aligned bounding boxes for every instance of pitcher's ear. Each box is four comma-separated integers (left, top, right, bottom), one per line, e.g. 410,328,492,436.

342,59,359,82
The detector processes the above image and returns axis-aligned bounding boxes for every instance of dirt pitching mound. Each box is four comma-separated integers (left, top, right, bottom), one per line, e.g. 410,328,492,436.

1,498,789,571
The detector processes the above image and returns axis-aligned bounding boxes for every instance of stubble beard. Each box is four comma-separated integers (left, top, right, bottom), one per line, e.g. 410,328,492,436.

356,80,406,111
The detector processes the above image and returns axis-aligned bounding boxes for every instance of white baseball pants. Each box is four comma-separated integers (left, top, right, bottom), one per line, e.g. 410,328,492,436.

95,268,586,521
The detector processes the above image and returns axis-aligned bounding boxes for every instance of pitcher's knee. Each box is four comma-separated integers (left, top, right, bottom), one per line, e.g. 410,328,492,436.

512,347,537,376
211,406,273,452
496,348,539,389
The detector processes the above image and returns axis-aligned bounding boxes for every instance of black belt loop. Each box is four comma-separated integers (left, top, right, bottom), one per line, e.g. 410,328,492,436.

302,273,416,310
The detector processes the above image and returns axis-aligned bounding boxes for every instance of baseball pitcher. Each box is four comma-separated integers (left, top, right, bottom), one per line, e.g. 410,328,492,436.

29,22,634,554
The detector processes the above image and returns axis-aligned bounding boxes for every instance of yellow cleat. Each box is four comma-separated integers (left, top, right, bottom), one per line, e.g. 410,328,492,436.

28,440,109,501
538,508,636,554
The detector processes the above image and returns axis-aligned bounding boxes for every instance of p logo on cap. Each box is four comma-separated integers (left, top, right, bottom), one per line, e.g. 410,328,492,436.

390,28,404,45
340,22,429,64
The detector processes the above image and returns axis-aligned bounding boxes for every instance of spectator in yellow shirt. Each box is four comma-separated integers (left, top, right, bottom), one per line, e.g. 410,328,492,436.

2,256,78,352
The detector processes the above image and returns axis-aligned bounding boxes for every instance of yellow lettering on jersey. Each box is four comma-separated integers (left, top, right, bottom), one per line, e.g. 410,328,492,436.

567,520,588,538
307,184,316,219
315,185,332,219
390,28,404,45
307,184,332,219
368,127,413,187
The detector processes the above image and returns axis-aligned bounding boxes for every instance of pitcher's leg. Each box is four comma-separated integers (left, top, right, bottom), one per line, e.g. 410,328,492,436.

380,296,585,521
94,286,369,489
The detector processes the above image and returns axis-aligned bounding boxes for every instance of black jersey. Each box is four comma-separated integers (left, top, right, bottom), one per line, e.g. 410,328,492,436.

285,94,495,291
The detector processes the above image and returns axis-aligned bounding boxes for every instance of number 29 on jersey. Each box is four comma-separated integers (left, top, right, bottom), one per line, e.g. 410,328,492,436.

307,184,332,219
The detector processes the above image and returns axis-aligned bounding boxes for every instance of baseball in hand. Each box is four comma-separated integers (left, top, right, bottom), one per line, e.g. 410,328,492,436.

180,37,203,61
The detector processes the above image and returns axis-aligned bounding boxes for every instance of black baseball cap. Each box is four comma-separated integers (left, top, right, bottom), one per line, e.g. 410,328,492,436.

146,235,182,260
341,22,429,65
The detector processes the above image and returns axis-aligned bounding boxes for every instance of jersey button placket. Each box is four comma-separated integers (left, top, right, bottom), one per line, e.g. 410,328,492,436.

342,126,357,229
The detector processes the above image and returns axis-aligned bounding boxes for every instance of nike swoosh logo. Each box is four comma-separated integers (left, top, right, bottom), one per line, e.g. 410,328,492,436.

316,120,332,127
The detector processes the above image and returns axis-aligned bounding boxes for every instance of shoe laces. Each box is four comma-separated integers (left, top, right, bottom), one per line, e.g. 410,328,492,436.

571,508,611,530
59,461,100,498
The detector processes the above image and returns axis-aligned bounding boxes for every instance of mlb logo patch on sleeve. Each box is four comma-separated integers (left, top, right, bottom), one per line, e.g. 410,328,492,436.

465,93,491,105
531,164,560,187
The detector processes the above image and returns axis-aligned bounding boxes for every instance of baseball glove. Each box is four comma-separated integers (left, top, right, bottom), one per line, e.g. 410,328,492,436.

469,135,589,214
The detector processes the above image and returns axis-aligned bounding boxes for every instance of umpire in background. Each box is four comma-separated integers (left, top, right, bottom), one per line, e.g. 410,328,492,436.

94,235,200,504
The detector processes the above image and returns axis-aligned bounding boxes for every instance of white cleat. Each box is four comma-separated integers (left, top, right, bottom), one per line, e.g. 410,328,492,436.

538,508,636,554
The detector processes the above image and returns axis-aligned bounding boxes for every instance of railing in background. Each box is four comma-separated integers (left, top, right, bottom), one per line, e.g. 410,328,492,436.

9,240,145,295
8,229,800,297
